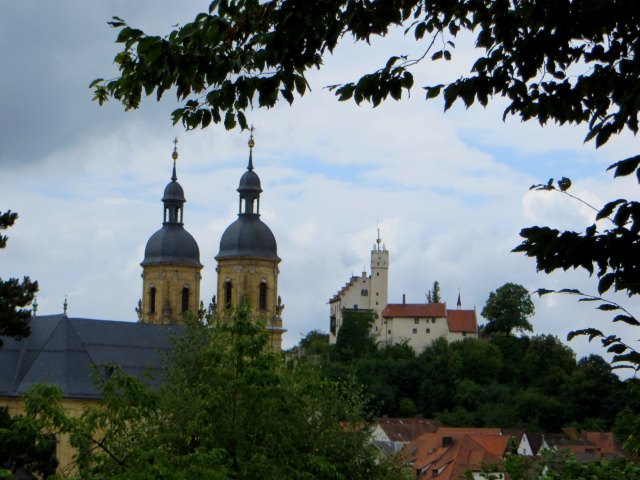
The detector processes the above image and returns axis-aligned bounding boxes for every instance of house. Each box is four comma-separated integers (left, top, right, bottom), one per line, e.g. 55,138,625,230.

372,417,441,455
402,427,509,480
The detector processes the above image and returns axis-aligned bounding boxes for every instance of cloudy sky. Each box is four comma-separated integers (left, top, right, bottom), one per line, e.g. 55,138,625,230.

2,2,639,367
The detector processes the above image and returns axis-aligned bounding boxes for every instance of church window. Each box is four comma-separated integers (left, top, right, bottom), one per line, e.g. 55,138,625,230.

376,272,379,276
412,328,417,334
149,286,156,314
259,283,267,310
225,281,233,309
181,287,189,312
361,289,368,296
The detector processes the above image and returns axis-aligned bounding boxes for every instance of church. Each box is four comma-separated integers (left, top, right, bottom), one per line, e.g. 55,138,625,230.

0,135,285,469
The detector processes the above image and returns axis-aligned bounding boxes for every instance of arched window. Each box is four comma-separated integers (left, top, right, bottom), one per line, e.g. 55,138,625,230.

225,281,233,309
181,287,189,312
259,282,267,310
149,286,156,314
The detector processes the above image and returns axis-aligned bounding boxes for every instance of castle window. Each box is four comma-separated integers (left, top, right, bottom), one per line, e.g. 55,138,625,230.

259,283,267,310
412,328,417,334
426,328,431,334
225,281,233,309
149,286,156,314
181,287,189,312
414,318,419,324
361,289,368,296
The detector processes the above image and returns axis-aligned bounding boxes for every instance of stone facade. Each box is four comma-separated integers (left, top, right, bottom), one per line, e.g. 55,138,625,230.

141,264,202,324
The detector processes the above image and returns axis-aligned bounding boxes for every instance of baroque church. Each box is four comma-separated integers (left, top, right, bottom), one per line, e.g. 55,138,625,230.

0,135,285,469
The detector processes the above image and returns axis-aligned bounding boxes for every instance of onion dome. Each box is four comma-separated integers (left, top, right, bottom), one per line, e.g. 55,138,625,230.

141,141,202,267
216,132,279,261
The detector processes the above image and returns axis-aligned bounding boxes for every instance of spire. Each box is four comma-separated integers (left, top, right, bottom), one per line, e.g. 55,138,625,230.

457,289,462,310
171,137,179,181
32,296,38,317
247,125,255,171
63,295,68,315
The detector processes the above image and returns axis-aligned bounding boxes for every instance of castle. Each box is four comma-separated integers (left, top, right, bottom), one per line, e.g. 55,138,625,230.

329,235,477,353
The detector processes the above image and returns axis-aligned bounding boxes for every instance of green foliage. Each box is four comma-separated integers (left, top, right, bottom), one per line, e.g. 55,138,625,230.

0,406,57,479
23,307,408,480
0,211,38,347
297,329,330,357
501,450,640,480
334,309,377,361
481,283,535,336
93,1,640,160
426,281,441,303
514,178,640,370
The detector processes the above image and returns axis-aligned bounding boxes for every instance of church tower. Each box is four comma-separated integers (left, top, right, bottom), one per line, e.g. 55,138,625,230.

139,141,202,324
215,132,285,351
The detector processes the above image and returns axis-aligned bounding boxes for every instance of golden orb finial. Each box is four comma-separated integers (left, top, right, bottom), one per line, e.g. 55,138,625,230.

248,125,255,149
172,137,179,160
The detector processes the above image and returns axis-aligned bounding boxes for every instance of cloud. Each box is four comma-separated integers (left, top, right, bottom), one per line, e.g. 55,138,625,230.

1,2,637,374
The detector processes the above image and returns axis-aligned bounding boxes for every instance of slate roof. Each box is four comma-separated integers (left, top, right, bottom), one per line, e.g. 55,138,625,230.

377,417,441,442
382,303,447,318
446,310,477,333
0,314,177,399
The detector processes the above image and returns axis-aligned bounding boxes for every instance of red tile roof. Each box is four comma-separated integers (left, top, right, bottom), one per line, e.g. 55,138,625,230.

446,310,477,333
377,417,441,442
403,428,509,480
382,303,447,318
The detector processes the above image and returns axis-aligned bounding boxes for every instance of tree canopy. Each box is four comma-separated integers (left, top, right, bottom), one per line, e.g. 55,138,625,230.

481,282,535,336
0,211,38,347
25,308,408,479
93,0,640,150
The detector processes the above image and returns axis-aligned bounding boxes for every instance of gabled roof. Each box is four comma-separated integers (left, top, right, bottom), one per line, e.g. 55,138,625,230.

377,417,440,442
446,310,477,333
581,431,626,458
329,276,360,303
0,314,177,399
382,303,446,318
403,428,508,480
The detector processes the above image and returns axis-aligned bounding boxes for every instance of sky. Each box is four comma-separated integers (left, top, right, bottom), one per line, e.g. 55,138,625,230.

2,2,639,369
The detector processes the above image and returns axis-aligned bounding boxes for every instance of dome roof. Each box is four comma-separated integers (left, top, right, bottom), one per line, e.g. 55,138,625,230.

141,224,202,267
238,169,262,193
162,180,185,202
216,215,279,260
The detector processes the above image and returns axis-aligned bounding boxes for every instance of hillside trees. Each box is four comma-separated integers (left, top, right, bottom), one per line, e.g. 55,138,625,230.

0,211,38,347
24,308,408,480
481,283,535,336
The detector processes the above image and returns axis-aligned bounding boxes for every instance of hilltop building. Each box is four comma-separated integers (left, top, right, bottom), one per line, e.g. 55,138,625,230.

329,237,477,353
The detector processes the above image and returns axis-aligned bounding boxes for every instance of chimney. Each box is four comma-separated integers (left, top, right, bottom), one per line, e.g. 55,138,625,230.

402,294,406,304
